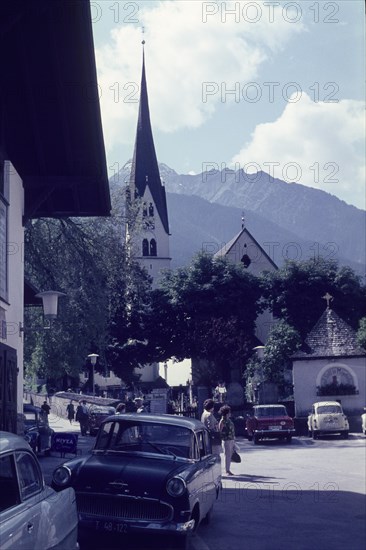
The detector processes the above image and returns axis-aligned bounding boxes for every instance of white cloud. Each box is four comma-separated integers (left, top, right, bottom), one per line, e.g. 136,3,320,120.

95,1,305,150
231,93,366,209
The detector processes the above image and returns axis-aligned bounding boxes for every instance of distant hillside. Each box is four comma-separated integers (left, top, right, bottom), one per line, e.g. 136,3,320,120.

112,162,366,275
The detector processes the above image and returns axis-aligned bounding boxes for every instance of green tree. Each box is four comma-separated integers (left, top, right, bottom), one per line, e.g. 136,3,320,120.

157,252,263,383
244,321,301,400
261,258,366,339
356,317,366,349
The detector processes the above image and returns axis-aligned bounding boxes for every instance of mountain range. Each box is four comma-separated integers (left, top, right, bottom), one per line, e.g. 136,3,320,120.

111,162,366,275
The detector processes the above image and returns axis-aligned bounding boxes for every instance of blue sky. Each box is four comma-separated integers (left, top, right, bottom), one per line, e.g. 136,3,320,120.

92,1,365,209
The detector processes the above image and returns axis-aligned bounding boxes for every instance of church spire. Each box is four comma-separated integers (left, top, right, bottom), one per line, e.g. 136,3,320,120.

129,43,170,234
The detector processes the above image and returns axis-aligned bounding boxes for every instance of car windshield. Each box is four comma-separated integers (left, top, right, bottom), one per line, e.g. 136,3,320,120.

255,406,287,417
317,405,342,414
95,420,193,458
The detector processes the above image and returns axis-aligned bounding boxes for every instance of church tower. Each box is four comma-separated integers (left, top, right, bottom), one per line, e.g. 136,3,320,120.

126,44,171,286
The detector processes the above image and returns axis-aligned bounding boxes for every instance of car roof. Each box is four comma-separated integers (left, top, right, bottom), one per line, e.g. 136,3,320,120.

23,404,41,413
313,401,342,407
0,431,32,454
104,413,204,431
254,404,285,408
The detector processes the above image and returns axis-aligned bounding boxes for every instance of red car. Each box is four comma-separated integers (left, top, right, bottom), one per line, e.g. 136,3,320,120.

246,405,295,444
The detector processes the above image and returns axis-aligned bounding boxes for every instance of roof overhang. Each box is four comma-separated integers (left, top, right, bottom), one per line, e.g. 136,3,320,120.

0,0,111,219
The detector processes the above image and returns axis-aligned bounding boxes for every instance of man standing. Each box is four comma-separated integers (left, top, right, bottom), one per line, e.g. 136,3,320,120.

41,400,51,420
76,400,89,435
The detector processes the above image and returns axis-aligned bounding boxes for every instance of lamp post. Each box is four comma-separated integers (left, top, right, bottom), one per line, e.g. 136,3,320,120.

20,290,66,333
253,346,265,404
87,353,99,396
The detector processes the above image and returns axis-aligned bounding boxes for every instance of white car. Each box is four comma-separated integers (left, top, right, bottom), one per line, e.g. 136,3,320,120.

308,401,349,439
0,431,78,550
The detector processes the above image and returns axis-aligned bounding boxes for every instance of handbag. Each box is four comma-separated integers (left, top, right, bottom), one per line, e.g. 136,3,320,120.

231,449,241,463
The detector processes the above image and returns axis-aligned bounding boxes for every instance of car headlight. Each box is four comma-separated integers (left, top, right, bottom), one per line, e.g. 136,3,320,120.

52,465,72,487
166,476,186,497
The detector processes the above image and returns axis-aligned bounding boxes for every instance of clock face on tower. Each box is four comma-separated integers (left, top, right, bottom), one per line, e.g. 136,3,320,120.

320,366,354,387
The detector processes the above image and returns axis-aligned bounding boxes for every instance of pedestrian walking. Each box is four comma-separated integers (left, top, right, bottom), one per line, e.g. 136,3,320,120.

218,404,236,475
66,400,75,424
201,399,221,453
40,400,51,421
76,400,89,435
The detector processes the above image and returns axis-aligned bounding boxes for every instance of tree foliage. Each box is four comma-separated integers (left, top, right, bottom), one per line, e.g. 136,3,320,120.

156,252,263,382
261,258,366,339
356,317,366,349
245,321,301,385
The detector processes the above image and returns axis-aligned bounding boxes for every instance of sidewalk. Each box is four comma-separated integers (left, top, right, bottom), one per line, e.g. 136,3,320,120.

39,413,95,485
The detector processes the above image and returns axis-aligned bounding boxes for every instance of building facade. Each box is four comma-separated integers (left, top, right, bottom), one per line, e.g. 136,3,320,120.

293,305,366,429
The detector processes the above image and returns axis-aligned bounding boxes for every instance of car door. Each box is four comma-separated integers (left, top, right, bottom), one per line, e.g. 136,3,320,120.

0,450,43,550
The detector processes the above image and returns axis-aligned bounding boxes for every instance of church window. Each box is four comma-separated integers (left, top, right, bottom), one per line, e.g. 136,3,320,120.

149,203,154,217
142,202,148,217
241,254,251,268
142,239,149,256
150,239,157,256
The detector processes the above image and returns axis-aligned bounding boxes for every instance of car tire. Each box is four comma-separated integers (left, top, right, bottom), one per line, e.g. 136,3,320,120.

312,430,318,440
286,436,292,443
253,434,260,445
341,431,349,439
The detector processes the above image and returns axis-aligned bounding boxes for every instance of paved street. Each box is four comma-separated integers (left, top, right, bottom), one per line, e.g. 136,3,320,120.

39,417,366,550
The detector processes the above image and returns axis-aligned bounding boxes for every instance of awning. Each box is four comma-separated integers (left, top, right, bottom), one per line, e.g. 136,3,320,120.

0,0,111,219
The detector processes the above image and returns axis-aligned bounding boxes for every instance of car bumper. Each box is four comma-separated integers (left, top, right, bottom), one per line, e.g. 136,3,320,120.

79,516,195,536
254,429,296,438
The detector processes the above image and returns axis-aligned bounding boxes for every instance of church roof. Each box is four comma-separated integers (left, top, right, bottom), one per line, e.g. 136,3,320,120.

215,227,278,270
293,307,365,359
129,48,170,234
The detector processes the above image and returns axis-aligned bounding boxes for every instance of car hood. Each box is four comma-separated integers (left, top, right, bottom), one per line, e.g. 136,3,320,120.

71,453,189,497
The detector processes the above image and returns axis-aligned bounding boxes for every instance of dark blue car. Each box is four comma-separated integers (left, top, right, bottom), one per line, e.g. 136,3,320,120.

52,413,222,548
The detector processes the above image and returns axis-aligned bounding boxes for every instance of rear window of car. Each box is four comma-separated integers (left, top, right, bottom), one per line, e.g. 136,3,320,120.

255,407,287,417
317,405,342,414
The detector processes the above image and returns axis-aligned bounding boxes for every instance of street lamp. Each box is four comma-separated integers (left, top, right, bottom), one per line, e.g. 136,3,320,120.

19,290,66,334
87,353,99,396
253,346,265,404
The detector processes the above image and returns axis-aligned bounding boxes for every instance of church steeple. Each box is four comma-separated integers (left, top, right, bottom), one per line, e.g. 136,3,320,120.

129,45,169,235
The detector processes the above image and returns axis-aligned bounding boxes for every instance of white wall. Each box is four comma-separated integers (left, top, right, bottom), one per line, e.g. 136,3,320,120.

293,356,366,418
0,161,24,414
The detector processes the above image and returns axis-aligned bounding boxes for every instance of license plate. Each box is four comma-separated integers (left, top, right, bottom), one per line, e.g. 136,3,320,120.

96,521,129,534
269,426,281,430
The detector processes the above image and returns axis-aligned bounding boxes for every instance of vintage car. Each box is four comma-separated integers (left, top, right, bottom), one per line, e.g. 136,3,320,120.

88,405,116,436
0,431,79,550
52,414,222,547
23,404,54,455
246,404,295,444
308,401,349,439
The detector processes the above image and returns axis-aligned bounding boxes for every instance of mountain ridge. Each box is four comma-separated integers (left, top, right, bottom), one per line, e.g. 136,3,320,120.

112,162,365,274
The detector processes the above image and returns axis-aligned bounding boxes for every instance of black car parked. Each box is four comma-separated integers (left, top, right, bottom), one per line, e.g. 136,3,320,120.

52,413,222,548
23,404,53,455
